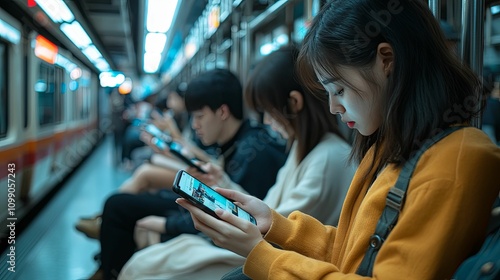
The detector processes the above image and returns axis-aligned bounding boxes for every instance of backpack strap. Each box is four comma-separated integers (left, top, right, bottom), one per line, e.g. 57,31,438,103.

356,126,465,276
452,195,500,279
486,196,500,234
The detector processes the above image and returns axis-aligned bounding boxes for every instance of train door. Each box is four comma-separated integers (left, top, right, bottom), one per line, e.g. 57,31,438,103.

0,7,23,238
49,50,76,178
72,68,99,157
26,32,66,201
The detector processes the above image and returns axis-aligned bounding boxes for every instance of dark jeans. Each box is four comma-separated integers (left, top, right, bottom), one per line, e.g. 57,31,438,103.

121,125,145,161
221,266,252,280
100,191,186,280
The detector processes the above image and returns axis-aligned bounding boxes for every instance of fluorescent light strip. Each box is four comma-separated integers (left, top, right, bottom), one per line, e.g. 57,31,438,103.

145,32,167,53
35,0,74,23
143,52,162,73
60,21,92,49
82,45,103,62
55,53,77,72
492,5,500,15
37,0,112,73
0,19,21,44
146,0,178,33
94,58,111,72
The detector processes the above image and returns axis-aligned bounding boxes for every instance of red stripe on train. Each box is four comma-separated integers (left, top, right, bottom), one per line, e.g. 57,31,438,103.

0,124,98,180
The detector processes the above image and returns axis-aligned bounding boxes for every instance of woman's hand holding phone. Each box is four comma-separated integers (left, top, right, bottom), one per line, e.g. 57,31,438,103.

176,187,273,257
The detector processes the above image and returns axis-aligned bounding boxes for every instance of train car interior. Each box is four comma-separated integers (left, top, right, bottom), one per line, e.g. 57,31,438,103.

0,0,498,279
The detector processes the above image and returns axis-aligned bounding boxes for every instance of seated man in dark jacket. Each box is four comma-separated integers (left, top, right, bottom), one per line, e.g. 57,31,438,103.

92,69,287,280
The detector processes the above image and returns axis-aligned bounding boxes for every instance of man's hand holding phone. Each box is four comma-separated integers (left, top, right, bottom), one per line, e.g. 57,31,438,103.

141,123,173,143
186,162,223,186
176,186,273,257
140,131,163,154
140,126,206,174
168,142,206,174
151,109,183,140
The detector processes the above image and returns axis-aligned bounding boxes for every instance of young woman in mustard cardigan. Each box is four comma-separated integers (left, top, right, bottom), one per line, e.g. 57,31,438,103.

177,0,500,279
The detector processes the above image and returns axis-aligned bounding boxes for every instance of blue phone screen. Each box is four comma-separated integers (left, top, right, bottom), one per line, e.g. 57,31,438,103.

178,171,256,224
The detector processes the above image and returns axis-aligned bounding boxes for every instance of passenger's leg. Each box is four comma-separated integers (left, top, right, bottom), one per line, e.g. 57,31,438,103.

75,164,177,239
133,222,162,249
99,191,180,280
121,126,144,170
118,163,177,193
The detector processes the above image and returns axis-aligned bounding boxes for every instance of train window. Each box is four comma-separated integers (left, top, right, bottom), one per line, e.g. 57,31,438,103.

488,4,500,45
37,63,63,126
75,71,91,120
56,67,64,122
37,64,54,125
74,81,85,120
0,43,7,138
24,54,28,128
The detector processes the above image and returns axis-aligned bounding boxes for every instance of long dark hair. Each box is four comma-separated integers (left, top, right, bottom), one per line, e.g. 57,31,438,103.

245,46,344,162
297,0,481,178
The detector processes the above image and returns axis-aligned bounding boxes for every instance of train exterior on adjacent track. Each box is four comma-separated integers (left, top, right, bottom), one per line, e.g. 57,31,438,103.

0,6,103,248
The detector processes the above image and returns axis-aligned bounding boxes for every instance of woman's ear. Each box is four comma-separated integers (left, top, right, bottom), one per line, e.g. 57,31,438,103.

289,90,304,113
377,42,394,77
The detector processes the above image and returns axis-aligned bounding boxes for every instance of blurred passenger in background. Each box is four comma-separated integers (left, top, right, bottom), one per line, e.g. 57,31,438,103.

439,20,460,55
482,77,500,144
120,92,158,171
108,88,127,166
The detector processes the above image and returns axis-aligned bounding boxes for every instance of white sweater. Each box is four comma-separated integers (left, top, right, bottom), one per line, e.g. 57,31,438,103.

264,133,356,226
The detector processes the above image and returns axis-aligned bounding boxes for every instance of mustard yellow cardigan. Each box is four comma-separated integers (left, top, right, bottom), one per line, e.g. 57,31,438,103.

244,127,500,279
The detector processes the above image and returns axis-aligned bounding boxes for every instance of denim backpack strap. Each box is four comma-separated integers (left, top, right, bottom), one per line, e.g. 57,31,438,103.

452,196,500,279
220,266,252,280
356,126,465,276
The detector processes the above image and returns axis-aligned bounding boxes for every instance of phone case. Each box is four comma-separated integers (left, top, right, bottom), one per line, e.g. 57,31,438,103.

172,170,256,225
172,171,220,219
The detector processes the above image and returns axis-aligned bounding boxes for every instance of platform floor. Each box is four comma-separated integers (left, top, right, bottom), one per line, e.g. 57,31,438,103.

0,136,131,280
